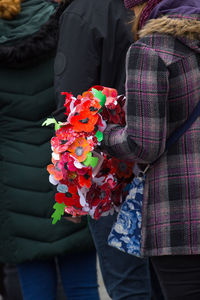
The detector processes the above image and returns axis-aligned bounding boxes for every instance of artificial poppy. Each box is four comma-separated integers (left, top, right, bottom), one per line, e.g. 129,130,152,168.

100,106,109,122
82,91,94,100
99,183,112,204
61,92,73,116
55,185,81,208
78,167,92,188
65,206,88,217
78,99,101,115
102,87,118,107
109,157,134,179
87,182,111,209
86,183,100,208
68,110,99,132
67,137,91,162
117,95,126,108
59,152,77,174
51,124,76,153
111,183,124,207
86,136,98,151
60,171,78,187
93,183,112,219
94,201,112,220
88,85,104,92
107,103,122,124
47,162,63,181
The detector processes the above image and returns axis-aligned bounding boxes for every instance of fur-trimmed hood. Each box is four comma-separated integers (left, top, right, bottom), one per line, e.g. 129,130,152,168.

139,16,200,54
0,3,66,67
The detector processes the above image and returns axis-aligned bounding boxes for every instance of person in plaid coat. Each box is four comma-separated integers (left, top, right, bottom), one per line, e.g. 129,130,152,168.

103,0,200,298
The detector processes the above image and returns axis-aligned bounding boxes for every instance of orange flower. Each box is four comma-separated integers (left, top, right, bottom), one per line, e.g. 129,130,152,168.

67,137,90,162
82,91,94,99
47,163,63,181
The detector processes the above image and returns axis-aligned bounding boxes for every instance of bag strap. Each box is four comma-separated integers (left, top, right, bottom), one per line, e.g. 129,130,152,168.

165,100,200,151
142,100,200,174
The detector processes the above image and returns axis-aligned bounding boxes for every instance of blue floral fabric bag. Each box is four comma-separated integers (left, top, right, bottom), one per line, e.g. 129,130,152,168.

108,174,145,257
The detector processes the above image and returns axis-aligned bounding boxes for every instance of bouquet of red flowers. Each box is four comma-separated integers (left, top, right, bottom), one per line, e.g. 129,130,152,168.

43,86,134,224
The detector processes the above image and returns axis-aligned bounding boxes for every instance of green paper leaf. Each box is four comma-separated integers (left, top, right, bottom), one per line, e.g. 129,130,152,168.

92,89,106,108
95,130,103,142
42,118,63,131
51,202,65,224
83,152,99,168
55,122,63,131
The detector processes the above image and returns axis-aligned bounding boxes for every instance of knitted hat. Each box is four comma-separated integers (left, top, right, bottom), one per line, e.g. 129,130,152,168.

124,0,146,9
139,0,162,28
124,0,162,29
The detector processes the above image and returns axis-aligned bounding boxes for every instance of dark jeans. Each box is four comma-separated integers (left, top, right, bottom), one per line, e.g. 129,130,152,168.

151,255,200,300
89,213,152,300
17,251,99,300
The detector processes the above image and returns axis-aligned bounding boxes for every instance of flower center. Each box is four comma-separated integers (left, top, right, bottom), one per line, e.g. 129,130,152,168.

84,173,90,180
75,146,84,156
119,162,127,172
55,162,61,171
79,117,89,124
90,106,98,112
110,109,116,116
60,139,68,145
100,191,106,200
64,162,68,170
65,192,72,198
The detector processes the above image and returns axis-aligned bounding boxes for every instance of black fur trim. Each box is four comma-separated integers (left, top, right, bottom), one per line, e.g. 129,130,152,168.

0,3,67,67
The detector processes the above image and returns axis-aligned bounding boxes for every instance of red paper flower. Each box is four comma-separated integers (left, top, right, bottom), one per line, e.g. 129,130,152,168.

65,206,88,217
87,182,111,209
61,92,73,116
111,183,124,207
88,85,104,92
93,183,112,219
78,167,92,188
107,103,122,124
68,110,99,132
55,186,81,208
51,124,76,153
78,99,101,115
60,171,78,187
102,87,118,98
59,152,76,175
94,202,112,220
67,137,90,162
86,184,101,208
109,158,134,179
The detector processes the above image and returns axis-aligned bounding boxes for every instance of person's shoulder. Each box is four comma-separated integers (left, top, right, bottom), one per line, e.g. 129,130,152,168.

62,0,124,19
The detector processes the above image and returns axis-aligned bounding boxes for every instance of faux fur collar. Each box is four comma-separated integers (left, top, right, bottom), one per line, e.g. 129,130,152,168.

139,16,200,41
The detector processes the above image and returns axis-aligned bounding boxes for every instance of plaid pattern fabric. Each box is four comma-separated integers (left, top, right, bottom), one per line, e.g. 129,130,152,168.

103,31,200,256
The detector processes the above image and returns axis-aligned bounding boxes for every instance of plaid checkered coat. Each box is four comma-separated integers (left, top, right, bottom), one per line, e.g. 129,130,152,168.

103,15,200,256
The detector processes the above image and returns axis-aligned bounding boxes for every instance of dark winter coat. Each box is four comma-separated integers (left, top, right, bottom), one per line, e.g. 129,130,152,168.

103,15,200,256
0,4,94,264
54,0,134,119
